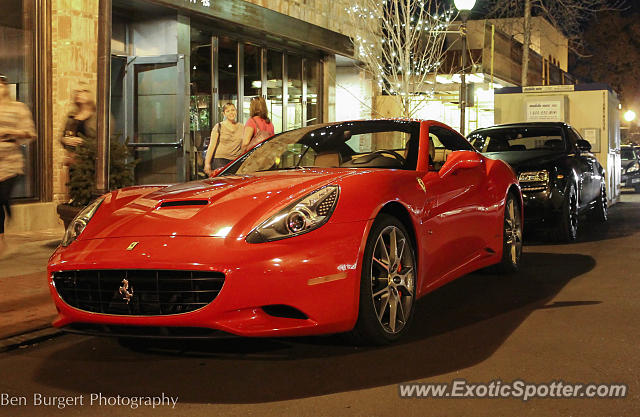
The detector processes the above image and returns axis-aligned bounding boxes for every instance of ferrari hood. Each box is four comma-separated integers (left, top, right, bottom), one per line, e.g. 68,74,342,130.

83,170,355,240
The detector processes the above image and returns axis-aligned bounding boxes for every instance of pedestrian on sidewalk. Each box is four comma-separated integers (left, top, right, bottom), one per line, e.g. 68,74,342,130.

60,86,97,164
242,96,274,153
204,102,244,174
0,73,36,256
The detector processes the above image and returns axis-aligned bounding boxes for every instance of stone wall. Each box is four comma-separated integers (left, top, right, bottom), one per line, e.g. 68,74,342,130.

245,0,353,38
50,0,99,204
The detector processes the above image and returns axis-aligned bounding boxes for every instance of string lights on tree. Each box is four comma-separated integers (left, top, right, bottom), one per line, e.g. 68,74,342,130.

346,0,457,118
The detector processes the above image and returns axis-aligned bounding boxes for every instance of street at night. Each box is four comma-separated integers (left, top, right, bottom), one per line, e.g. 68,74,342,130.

1,193,638,416
3,0,640,416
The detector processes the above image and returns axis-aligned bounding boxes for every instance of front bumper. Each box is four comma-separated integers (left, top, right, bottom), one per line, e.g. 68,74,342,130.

48,220,370,338
621,172,640,188
521,187,564,226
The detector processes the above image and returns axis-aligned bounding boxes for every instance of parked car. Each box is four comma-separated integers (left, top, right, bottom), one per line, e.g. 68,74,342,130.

468,122,607,241
620,144,640,192
49,119,521,345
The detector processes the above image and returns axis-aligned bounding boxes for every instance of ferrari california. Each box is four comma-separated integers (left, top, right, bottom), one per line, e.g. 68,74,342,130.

48,119,522,344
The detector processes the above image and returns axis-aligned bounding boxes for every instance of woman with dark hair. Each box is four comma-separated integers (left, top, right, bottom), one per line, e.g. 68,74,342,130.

204,102,244,174
0,73,36,256
242,96,274,153
60,87,97,159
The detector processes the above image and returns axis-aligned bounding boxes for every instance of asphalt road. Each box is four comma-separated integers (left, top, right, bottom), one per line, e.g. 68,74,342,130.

1,193,639,417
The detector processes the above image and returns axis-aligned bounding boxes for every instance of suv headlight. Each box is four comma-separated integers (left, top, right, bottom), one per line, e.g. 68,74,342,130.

628,162,640,173
61,198,103,247
519,170,549,182
246,185,339,243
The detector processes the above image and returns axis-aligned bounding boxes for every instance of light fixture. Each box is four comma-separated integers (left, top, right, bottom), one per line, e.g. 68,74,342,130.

624,110,636,122
454,0,477,11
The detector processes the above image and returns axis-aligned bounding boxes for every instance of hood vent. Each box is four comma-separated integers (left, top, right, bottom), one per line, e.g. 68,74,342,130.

159,200,209,208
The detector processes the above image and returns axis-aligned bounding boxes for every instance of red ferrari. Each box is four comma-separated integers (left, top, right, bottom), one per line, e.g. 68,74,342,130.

48,119,522,344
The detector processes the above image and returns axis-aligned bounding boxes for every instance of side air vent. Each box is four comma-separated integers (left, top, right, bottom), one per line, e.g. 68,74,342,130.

159,200,209,208
262,305,308,320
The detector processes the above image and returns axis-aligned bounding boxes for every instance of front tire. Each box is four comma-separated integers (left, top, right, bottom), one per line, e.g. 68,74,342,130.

555,183,578,242
591,182,608,223
350,214,417,345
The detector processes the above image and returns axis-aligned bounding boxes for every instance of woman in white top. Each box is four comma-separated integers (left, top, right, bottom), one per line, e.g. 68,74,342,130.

204,103,244,174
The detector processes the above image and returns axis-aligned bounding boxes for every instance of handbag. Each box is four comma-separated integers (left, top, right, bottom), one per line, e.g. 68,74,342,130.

247,117,271,149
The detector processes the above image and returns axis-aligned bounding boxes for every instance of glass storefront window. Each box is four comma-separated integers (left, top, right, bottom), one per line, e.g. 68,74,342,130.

1,0,37,199
305,59,320,126
243,44,261,122
217,36,238,121
287,55,302,131
266,49,283,134
190,26,212,157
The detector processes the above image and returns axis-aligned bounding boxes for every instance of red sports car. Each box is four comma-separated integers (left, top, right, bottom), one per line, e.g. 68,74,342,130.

48,119,522,344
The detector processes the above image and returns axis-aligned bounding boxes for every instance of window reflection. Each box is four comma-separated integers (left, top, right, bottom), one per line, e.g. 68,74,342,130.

287,55,303,130
267,49,283,134
243,44,261,122
305,59,320,126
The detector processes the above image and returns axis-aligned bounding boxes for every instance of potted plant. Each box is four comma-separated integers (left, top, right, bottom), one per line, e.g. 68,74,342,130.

57,137,136,228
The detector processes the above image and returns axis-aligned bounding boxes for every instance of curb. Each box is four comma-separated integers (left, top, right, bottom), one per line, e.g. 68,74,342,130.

0,326,63,353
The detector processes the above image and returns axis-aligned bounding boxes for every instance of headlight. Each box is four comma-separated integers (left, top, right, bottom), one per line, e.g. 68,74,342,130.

628,162,640,173
246,185,339,243
519,170,549,182
61,198,103,247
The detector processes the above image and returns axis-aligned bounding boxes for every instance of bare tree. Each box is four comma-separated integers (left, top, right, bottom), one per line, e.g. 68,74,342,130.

486,0,625,86
345,0,456,118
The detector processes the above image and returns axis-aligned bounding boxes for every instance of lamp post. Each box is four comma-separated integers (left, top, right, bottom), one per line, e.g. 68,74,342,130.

454,0,476,135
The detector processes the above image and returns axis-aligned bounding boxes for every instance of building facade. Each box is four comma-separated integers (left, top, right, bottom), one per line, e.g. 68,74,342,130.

1,1,584,232
3,0,357,232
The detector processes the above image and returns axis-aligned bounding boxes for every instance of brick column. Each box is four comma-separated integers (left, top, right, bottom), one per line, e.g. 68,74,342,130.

50,0,99,204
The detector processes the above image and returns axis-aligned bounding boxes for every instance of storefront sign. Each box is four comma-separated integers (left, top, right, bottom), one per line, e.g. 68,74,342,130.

525,100,563,122
523,85,575,93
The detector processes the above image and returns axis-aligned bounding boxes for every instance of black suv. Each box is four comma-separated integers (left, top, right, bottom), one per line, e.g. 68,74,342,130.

620,144,640,192
468,122,607,241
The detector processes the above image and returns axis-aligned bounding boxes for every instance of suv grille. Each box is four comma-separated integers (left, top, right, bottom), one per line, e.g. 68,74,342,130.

52,270,225,316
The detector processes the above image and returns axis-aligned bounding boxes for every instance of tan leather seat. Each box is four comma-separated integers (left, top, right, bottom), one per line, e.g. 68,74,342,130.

314,152,341,168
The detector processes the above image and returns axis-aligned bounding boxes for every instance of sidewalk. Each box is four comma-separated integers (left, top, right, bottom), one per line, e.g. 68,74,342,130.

0,227,64,342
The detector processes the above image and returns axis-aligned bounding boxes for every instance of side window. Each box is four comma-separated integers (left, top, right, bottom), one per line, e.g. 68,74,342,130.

429,125,474,170
341,127,419,170
276,144,317,168
566,127,582,148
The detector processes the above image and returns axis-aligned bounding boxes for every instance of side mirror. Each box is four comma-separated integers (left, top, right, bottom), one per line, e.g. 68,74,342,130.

576,139,592,153
209,167,224,178
439,151,484,179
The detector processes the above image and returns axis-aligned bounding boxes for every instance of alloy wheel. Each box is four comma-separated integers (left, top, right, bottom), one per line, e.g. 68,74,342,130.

569,190,578,236
369,225,415,335
600,184,608,220
504,197,522,265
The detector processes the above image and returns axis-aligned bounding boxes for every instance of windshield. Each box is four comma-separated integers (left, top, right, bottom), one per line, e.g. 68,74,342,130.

469,126,566,153
220,121,420,175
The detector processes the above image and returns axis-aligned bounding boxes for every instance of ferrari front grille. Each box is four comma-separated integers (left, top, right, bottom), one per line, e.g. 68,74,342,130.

52,270,225,316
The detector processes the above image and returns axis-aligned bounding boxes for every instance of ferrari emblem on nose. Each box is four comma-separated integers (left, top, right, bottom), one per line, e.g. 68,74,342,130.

126,241,139,251
119,279,134,304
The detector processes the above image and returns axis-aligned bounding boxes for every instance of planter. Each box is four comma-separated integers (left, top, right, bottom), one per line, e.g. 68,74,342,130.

56,203,82,229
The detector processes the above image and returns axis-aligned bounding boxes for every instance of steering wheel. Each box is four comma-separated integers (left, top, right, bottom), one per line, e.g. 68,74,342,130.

350,149,406,165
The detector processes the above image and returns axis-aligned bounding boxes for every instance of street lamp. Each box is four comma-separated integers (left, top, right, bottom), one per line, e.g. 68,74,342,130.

624,110,636,123
455,0,476,135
